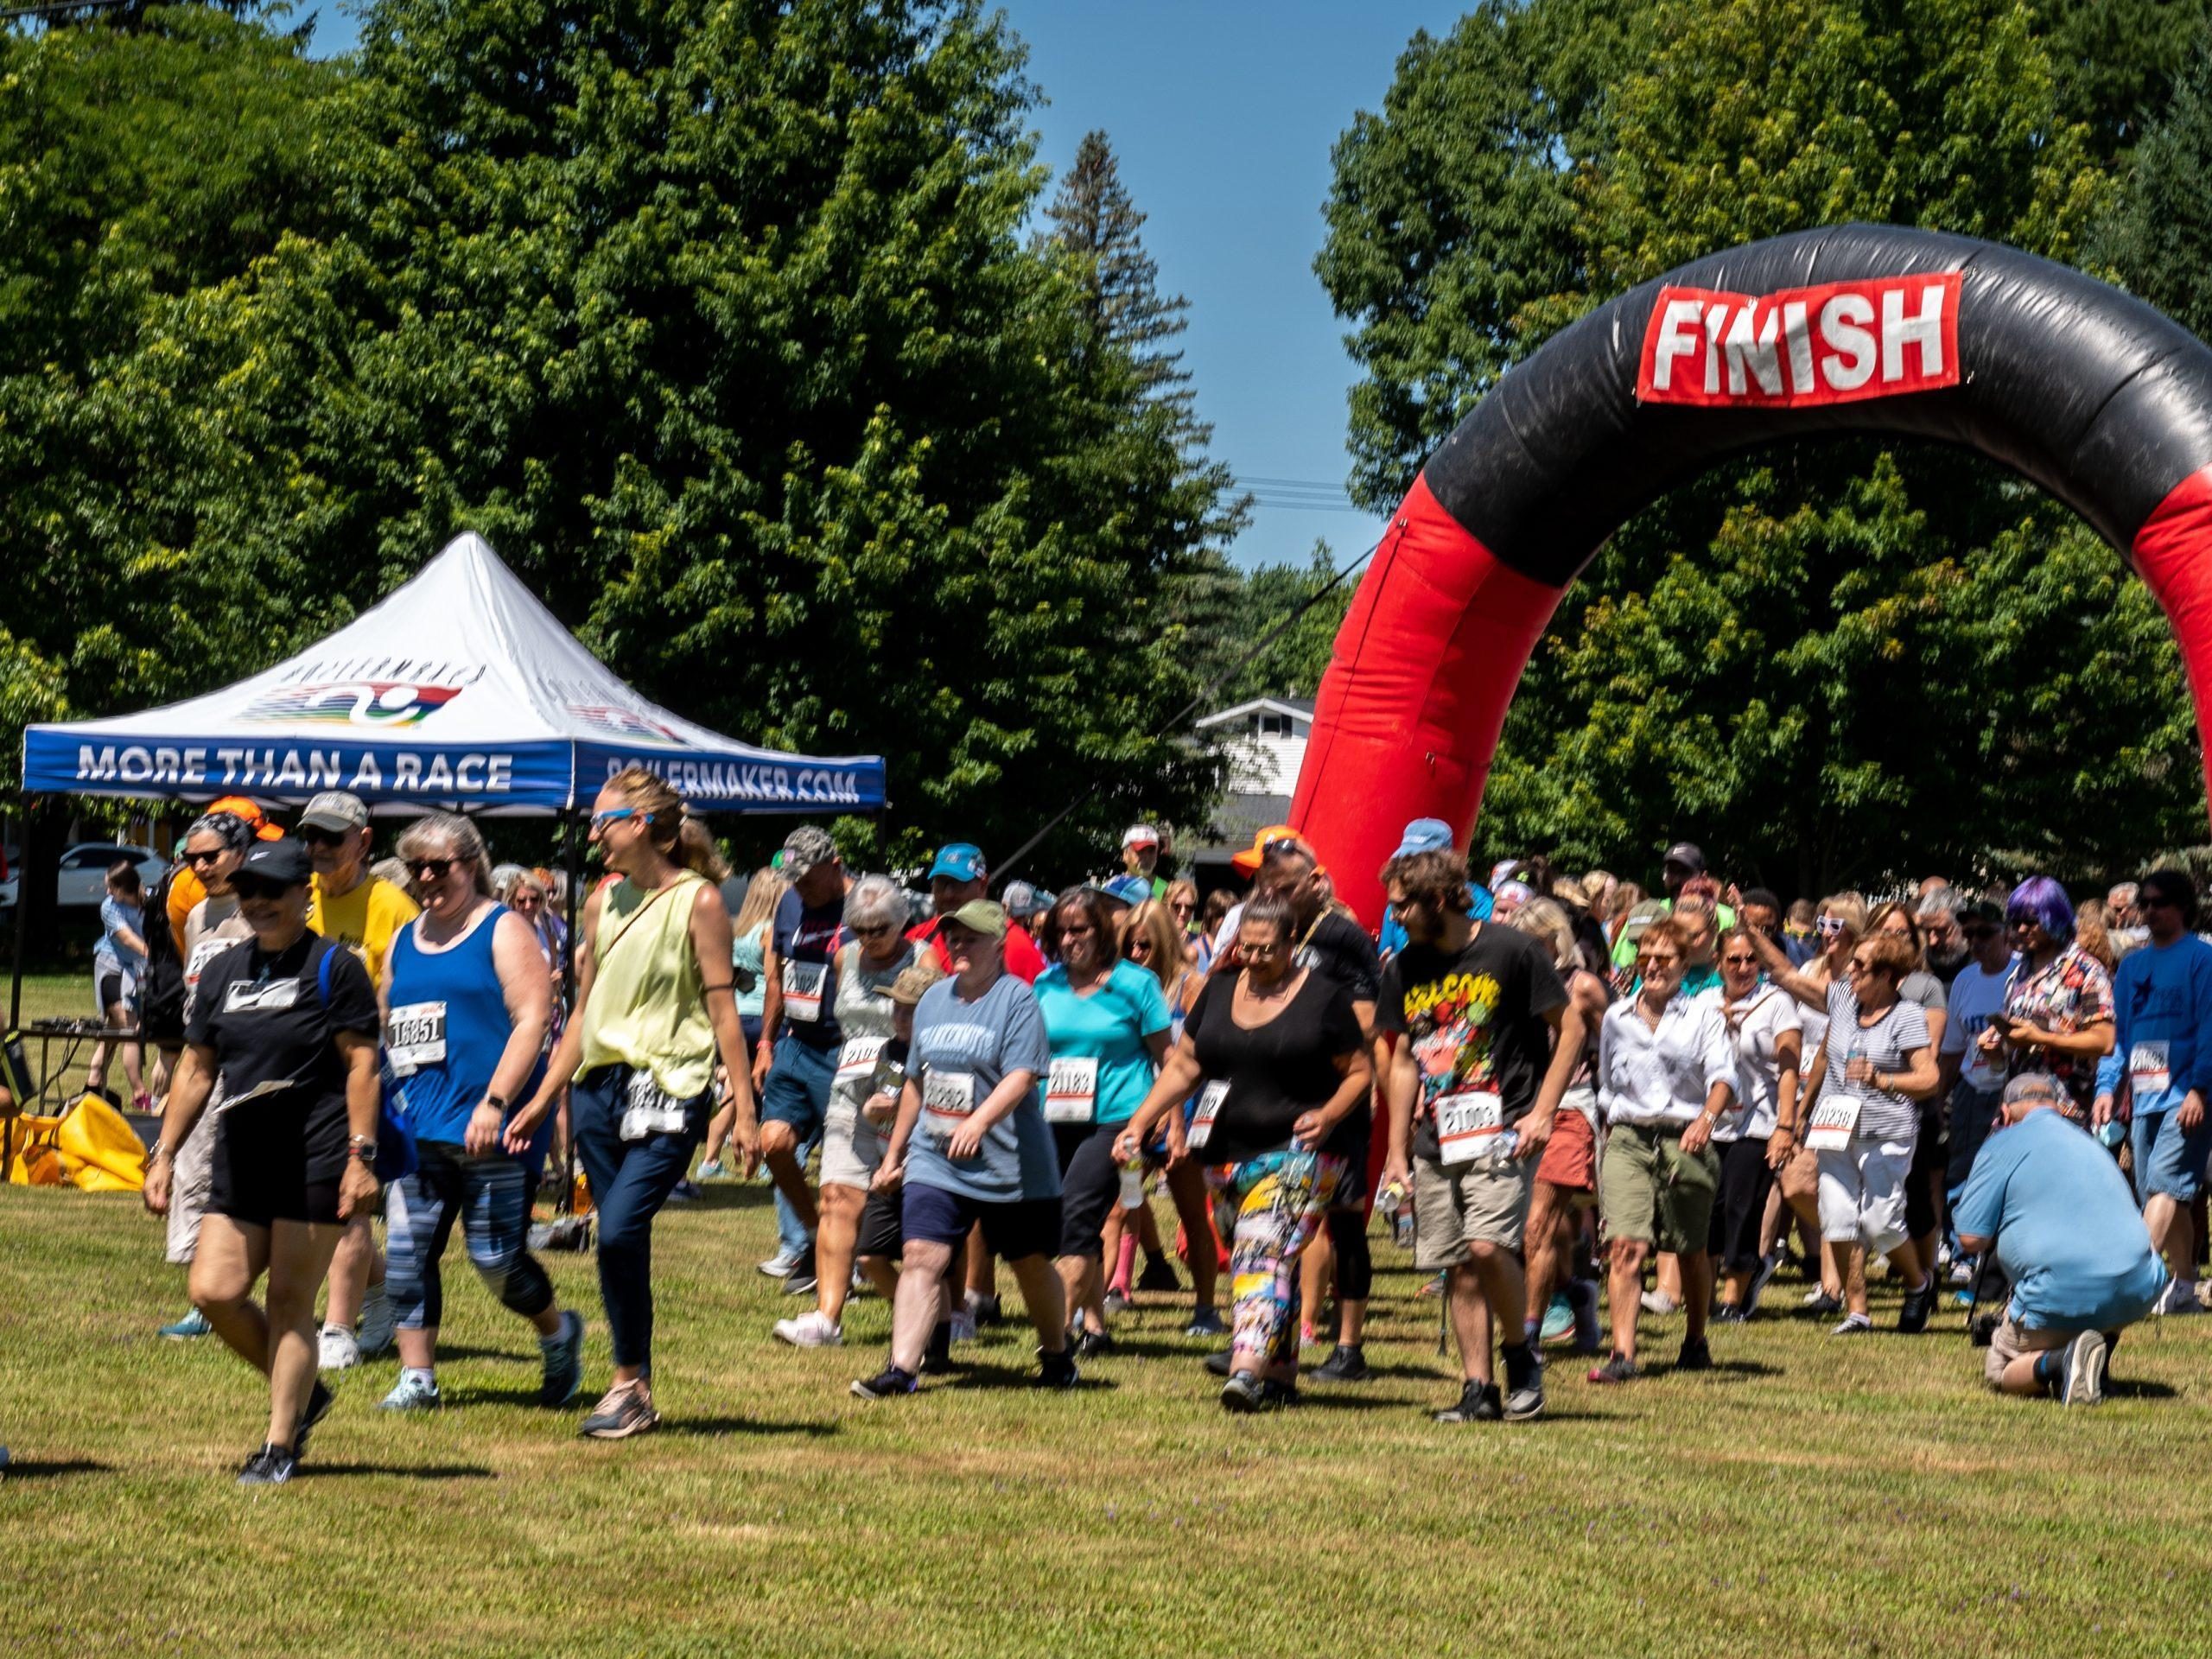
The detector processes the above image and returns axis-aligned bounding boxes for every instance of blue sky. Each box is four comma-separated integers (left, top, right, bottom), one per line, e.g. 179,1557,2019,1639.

305,0,1465,569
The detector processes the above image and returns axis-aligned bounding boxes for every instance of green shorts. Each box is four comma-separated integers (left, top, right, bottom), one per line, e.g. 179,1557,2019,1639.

1599,1122,1719,1255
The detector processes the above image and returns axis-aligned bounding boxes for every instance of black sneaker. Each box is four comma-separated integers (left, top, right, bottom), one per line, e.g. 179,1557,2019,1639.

1136,1255,1182,1293
969,1294,1004,1327
1075,1327,1116,1360
1184,1306,1227,1338
1032,1348,1080,1390
1500,1342,1544,1421
1586,1351,1640,1385
539,1310,587,1406
1713,1303,1749,1325
783,1253,819,1297
1675,1336,1713,1372
293,1380,334,1457
921,1322,954,1376
849,1364,918,1401
1897,1274,1935,1335
1204,1347,1235,1377
237,1443,298,1486
1309,1344,1371,1382
1219,1369,1271,1414
1433,1379,1503,1422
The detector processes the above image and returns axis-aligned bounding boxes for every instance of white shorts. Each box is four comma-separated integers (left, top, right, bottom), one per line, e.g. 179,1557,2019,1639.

165,1099,226,1265
1815,1137,1913,1255
818,1100,893,1191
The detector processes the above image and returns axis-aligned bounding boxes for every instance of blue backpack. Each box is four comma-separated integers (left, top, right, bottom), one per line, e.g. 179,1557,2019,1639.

315,943,417,1182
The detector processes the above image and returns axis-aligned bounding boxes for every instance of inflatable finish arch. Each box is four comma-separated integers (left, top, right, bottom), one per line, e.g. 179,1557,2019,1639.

1290,224,2212,925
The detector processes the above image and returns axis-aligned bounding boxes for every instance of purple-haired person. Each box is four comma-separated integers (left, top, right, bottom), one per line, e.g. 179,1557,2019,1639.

1975,877,2114,1117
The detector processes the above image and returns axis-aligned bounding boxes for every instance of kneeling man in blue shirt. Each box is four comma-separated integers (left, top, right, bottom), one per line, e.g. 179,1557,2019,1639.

1955,1072,2169,1405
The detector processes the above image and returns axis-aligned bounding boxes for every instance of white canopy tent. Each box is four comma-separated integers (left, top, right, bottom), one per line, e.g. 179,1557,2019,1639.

22,533,886,816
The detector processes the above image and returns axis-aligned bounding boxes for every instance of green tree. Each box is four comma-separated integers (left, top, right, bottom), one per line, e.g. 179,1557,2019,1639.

1212,543,1351,707
2098,45,2212,337
1324,0,2201,893
40,0,1243,874
2031,0,2212,158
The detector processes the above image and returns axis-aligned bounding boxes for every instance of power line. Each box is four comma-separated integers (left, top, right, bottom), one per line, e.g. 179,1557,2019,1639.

993,530,1384,887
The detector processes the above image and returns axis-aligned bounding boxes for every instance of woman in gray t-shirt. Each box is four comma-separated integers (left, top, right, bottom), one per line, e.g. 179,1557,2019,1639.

1806,933,1942,1337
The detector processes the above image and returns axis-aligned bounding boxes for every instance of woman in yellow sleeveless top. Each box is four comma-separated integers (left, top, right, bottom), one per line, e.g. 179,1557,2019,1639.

511,767,758,1439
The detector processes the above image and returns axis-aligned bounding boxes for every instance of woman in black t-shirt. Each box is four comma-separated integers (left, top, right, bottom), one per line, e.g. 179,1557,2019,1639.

1117,892,1369,1413
143,838,382,1487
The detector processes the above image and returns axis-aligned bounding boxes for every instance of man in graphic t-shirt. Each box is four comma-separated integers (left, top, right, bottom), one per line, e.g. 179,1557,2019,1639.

755,825,847,1292
1378,847,1582,1427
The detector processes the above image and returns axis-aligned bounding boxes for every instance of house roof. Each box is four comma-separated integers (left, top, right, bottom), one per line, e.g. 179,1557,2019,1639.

1193,696,1316,729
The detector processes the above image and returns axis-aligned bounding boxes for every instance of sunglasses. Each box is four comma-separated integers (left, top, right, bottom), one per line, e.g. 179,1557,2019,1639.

1171,901,1195,916
231,877,290,902
1815,917,1848,936
590,806,641,830
1964,925,1999,940
183,849,226,868
1720,953,1758,966
299,827,351,849
2143,893,2182,912
512,892,543,908
855,921,896,938
1128,938,1154,955
410,858,461,881
1637,953,1681,969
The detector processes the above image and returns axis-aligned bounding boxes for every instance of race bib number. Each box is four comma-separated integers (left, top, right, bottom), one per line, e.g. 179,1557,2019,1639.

186,938,231,992
1044,1056,1100,1124
921,1067,977,1142
386,1001,448,1077
620,1069,690,1142
1805,1094,1861,1152
1188,1081,1230,1150
1435,1090,1505,1167
782,959,828,1022
2131,1040,2173,1097
836,1037,887,1082
222,977,300,1015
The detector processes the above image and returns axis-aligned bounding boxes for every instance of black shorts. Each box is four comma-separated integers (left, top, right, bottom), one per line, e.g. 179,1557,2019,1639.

901,1181,1060,1263
1707,1135,1774,1274
207,1099,348,1228
856,1184,905,1260
1053,1122,1122,1260
141,961,185,1047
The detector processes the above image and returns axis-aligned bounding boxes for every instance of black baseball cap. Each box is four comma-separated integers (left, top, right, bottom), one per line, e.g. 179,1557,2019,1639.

1662,842,1706,874
235,837,314,888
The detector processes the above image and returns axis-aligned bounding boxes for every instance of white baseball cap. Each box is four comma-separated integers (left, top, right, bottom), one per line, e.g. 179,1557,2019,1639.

1121,824,1160,849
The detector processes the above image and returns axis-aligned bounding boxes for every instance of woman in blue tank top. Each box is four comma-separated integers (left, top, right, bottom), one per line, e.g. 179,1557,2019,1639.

377,812,585,1414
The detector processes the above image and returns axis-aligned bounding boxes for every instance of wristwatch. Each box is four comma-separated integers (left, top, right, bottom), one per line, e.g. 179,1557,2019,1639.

482,1093,509,1114
347,1134,378,1164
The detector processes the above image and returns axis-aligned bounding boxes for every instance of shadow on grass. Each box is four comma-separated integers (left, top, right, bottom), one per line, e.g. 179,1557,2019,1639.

446,1385,566,1409
0,1458,110,1480
302,1463,496,1480
434,1344,531,1366
666,1416,838,1438
941,1367,1120,1394
670,1184,778,1214
2106,1376,2177,1400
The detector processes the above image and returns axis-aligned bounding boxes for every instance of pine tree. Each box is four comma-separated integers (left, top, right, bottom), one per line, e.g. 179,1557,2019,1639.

1045,130,1196,422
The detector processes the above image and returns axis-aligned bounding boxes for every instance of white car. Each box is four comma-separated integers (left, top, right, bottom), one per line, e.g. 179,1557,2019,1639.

0,842,168,912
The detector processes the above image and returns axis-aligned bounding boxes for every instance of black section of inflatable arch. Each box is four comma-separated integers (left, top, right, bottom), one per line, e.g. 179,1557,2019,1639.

1421,224,2212,588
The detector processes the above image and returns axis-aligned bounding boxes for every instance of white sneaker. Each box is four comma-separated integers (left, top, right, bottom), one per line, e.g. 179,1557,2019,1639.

318,1325,360,1371
2155,1278,2202,1316
772,1310,842,1348
357,1286,396,1357
757,1249,798,1279
949,1310,977,1344
1639,1289,1680,1317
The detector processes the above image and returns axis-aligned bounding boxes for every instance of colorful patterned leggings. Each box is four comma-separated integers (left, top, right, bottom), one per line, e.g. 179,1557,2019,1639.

1209,1149,1346,1369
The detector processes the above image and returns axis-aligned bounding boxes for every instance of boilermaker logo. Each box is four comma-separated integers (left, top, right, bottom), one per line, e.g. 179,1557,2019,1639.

566,704,681,746
242,682,464,727
1637,271,1963,409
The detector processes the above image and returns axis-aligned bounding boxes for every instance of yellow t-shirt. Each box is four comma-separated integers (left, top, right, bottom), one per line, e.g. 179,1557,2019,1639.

308,874,420,986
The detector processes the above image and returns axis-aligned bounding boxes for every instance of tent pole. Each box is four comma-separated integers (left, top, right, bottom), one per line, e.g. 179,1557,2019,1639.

8,796,31,1031
561,806,583,1216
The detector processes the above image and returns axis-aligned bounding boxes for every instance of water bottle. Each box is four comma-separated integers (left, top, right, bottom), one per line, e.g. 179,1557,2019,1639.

1380,1177,1416,1249
1117,1154,1145,1210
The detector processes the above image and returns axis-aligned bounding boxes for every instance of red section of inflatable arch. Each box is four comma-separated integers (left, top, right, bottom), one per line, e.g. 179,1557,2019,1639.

2130,465,2212,819
1288,474,1562,928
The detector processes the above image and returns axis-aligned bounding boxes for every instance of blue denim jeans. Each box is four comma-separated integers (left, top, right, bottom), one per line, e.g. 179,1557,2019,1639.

572,1067,708,1370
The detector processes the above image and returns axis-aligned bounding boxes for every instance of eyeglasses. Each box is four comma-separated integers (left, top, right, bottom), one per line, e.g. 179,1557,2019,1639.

183,849,225,868
410,858,461,882
1815,917,1848,936
1637,953,1681,969
590,807,640,830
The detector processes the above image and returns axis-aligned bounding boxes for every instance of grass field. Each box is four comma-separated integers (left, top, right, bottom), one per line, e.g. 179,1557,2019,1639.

8,1173,2212,1659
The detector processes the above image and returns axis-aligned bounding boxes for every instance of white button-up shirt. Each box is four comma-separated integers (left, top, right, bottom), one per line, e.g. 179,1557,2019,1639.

1598,990,1737,1128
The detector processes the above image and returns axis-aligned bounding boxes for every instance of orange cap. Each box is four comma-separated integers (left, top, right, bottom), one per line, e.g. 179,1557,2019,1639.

1230,823,1300,875
207,794,283,840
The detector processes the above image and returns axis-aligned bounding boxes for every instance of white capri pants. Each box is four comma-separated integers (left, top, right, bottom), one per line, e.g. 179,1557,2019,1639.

1815,1137,1913,1256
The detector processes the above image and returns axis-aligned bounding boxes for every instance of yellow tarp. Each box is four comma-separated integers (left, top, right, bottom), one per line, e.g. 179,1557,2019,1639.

5,1095,146,1192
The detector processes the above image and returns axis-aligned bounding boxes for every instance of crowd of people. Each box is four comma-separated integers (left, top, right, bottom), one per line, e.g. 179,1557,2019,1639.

48,779,2194,1481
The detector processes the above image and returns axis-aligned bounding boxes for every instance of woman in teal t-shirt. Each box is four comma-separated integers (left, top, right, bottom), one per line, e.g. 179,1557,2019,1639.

1035,890,1173,1355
